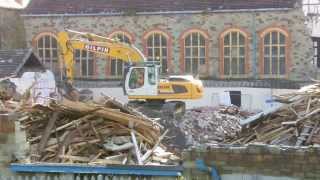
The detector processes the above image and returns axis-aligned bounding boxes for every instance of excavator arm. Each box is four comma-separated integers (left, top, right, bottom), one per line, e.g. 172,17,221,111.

57,30,146,83
56,30,203,118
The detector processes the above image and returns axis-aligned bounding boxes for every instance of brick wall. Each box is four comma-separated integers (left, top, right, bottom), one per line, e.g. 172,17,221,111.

0,9,26,50
22,8,314,81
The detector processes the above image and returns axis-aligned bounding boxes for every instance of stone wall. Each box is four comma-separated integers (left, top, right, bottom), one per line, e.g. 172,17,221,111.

0,113,27,178
183,144,320,179
0,9,26,50
1,141,320,179
22,8,314,80
0,113,16,177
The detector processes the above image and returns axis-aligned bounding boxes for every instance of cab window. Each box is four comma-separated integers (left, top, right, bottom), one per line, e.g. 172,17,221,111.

129,68,145,89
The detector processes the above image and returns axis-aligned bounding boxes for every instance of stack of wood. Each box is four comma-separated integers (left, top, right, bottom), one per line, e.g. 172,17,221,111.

226,84,320,146
18,97,180,166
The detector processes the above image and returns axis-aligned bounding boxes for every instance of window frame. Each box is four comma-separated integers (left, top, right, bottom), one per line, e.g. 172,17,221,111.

220,28,250,78
143,29,172,74
180,29,209,75
107,30,134,79
74,49,95,78
259,27,290,78
32,32,60,74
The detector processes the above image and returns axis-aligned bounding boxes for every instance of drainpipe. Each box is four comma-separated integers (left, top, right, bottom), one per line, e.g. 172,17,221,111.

252,13,258,78
196,159,221,180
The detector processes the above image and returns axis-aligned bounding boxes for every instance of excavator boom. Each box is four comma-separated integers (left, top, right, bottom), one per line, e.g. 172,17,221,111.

57,30,145,82
57,30,204,118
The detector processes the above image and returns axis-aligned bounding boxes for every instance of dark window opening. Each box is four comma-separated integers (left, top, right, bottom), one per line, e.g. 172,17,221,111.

229,91,241,107
312,37,320,68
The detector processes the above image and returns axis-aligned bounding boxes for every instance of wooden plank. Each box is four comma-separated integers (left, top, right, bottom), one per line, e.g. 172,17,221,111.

29,114,95,143
306,96,312,114
103,142,134,152
306,121,319,145
141,130,168,163
262,127,295,143
131,130,142,165
59,155,90,162
37,112,59,159
282,108,320,126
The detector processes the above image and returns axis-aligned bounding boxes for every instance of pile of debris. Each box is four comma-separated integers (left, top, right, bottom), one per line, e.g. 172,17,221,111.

227,84,320,146
0,79,22,112
18,97,180,166
179,105,249,147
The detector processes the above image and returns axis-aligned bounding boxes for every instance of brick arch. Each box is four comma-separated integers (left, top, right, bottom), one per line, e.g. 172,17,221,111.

106,29,135,78
179,28,210,75
142,28,173,73
32,31,57,48
179,28,210,40
258,26,291,78
259,26,290,39
219,27,251,78
108,29,135,43
32,31,60,74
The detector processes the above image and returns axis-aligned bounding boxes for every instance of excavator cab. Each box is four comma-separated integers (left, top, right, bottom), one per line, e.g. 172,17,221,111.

124,64,159,97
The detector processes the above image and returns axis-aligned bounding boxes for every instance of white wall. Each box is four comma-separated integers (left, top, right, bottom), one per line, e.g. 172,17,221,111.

88,87,296,111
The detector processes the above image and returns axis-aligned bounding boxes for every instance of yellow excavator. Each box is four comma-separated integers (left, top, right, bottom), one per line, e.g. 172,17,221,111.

57,30,203,117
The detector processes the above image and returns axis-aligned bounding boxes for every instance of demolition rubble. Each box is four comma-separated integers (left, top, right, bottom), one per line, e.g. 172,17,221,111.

21,99,180,165
227,84,320,146
3,75,320,168
7,94,180,166
180,106,249,147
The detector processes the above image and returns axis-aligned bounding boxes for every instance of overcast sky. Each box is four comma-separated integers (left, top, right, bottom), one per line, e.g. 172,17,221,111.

0,0,30,9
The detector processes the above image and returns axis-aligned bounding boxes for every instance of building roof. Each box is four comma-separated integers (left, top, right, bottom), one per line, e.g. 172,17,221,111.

0,49,45,78
0,0,30,9
23,0,297,15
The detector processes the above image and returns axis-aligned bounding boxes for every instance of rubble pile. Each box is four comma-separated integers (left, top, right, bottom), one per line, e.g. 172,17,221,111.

227,84,320,146
180,105,249,147
0,79,25,112
18,97,180,166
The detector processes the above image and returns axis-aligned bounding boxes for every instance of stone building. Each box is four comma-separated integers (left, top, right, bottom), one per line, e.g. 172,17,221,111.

19,0,315,109
0,7,26,50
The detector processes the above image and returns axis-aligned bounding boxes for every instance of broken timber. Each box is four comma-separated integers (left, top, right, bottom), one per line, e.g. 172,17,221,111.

19,97,179,166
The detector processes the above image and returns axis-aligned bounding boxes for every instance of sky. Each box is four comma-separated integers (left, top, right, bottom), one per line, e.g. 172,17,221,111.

0,0,30,9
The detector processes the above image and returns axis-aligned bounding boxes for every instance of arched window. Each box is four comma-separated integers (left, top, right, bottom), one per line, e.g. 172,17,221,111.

145,31,169,73
74,50,94,78
260,28,289,77
109,31,133,77
34,33,59,74
181,30,208,74
221,29,248,77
